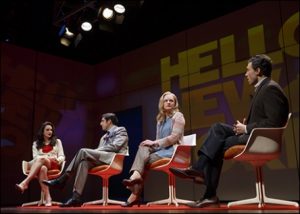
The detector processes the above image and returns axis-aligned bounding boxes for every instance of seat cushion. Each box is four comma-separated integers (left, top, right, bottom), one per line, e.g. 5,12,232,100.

147,158,171,169
89,165,110,173
224,145,245,160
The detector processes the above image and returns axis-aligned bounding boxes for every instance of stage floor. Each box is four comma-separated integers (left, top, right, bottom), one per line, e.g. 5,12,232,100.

1,204,299,213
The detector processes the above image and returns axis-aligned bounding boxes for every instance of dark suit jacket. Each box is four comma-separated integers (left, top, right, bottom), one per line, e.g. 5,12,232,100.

246,77,289,133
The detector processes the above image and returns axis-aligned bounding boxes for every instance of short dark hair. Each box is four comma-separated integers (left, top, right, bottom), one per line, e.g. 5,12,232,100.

248,54,272,77
102,113,118,125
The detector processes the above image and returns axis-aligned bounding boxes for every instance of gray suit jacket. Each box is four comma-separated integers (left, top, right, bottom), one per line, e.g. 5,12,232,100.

96,125,128,164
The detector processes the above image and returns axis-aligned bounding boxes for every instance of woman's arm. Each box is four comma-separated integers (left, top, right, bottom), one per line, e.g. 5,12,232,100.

55,139,65,164
155,111,185,148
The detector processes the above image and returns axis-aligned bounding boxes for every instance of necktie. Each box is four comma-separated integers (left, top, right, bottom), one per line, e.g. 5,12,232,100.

104,131,110,144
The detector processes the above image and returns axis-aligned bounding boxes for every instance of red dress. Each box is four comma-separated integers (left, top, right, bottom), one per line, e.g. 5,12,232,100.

42,144,60,170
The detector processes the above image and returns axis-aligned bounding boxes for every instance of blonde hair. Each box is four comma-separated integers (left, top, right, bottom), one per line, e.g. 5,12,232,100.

156,91,179,123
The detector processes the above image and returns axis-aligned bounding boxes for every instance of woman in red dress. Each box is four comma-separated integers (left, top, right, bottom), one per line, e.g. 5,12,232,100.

16,121,65,206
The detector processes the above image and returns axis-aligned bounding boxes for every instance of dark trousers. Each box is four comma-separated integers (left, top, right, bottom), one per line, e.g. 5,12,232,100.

196,122,249,198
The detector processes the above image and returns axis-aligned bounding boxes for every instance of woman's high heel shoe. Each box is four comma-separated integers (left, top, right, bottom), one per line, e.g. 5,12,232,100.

121,199,141,207
15,183,27,194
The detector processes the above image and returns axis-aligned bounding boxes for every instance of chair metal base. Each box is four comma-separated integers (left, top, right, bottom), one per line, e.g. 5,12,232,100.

22,200,62,207
147,179,194,207
83,179,124,206
228,167,299,208
83,198,124,206
228,195,299,208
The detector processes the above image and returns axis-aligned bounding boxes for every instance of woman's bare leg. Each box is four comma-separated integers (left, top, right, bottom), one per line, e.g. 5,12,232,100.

39,165,52,206
17,157,51,192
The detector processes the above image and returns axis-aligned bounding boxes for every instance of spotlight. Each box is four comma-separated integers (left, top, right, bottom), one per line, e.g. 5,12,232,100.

113,4,125,24
74,33,83,47
60,37,71,47
102,8,114,20
114,4,125,14
81,21,92,31
65,27,74,38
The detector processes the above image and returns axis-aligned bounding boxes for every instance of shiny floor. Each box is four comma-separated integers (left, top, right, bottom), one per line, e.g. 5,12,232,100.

1,204,300,213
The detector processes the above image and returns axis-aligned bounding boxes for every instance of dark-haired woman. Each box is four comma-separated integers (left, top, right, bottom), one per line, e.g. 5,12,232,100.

16,121,65,206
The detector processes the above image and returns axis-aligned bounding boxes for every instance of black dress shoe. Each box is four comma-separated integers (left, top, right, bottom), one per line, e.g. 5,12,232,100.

60,198,83,207
42,173,69,189
169,167,205,184
122,178,143,187
187,196,220,208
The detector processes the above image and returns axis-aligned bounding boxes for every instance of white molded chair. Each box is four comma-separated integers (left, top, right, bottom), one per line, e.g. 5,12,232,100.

224,113,298,208
83,151,129,206
146,134,196,207
21,160,65,207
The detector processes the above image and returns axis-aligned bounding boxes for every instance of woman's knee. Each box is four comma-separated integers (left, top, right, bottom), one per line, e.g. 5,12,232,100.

36,156,47,163
40,165,48,174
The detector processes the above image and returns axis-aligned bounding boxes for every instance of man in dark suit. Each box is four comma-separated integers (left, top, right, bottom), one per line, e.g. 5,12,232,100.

170,54,289,208
43,113,128,207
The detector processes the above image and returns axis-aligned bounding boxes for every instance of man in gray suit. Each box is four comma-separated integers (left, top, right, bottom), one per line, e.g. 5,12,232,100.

43,113,128,207
170,54,289,208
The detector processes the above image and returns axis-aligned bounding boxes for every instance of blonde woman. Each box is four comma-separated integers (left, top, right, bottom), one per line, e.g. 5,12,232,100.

121,91,185,207
16,121,65,206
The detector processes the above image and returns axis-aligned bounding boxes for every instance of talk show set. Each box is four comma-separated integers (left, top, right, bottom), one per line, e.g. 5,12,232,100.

1,0,299,213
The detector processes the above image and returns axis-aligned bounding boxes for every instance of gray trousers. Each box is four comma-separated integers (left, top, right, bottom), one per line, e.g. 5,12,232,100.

66,148,105,195
130,145,162,176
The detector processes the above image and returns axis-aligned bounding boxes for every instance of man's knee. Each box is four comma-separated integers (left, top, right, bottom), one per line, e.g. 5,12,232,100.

211,122,223,131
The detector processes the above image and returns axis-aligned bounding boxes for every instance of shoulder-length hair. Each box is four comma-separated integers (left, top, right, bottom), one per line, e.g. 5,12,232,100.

36,121,57,150
156,91,179,123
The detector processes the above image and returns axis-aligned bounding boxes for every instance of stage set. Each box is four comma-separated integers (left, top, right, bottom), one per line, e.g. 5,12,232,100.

1,1,299,213
1,204,300,213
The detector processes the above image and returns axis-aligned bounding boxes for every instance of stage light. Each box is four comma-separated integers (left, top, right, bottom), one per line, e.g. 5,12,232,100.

65,27,74,38
102,8,114,20
114,4,125,14
60,37,71,47
74,33,83,47
81,21,92,31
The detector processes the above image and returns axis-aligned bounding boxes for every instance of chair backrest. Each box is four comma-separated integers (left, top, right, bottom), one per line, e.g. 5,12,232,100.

170,133,197,168
234,113,291,162
22,160,66,180
89,150,129,176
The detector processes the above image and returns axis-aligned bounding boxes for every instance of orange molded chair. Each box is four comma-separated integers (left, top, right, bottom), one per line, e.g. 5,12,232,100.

146,134,196,207
83,151,129,206
224,113,298,208
21,160,66,207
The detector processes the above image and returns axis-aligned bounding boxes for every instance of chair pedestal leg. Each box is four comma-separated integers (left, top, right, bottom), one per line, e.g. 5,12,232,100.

147,174,194,207
147,174,175,206
228,166,299,208
172,175,194,206
22,191,62,207
261,182,299,207
83,177,124,206
146,184,174,206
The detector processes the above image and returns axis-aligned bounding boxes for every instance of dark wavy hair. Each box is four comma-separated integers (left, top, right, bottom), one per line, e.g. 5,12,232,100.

248,54,272,77
36,121,57,150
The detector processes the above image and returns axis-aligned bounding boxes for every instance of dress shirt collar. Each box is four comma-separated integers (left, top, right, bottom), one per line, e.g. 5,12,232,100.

254,76,267,91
